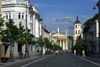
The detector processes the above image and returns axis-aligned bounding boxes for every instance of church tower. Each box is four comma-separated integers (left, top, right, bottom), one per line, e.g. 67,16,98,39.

73,15,82,46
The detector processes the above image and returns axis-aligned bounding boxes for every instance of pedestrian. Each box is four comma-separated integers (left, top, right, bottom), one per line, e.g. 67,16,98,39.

78,50,80,57
82,49,85,57
74,50,76,56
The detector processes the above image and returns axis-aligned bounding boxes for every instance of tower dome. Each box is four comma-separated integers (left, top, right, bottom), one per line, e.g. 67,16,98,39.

74,15,81,24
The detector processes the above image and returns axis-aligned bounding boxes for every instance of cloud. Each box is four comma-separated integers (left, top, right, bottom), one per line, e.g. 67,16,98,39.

34,4,56,7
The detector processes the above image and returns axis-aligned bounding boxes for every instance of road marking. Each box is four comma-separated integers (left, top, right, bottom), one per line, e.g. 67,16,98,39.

21,57,46,67
79,56,100,66
47,65,49,67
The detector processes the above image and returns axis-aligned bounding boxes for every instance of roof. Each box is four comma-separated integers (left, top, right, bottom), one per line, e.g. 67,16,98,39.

42,27,50,33
96,1,99,7
74,15,81,24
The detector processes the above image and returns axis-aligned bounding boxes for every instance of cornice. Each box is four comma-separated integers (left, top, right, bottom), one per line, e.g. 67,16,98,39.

35,12,43,21
2,4,27,8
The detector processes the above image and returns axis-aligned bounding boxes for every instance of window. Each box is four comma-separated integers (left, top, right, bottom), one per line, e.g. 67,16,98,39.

76,30,77,34
18,13,21,19
5,13,12,19
30,15,31,20
22,13,24,19
6,13,8,19
78,30,80,34
76,25,77,28
9,13,11,19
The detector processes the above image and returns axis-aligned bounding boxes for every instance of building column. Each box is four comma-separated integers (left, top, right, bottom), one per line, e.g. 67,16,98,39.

64,40,66,50
66,40,68,50
60,40,62,47
63,40,65,50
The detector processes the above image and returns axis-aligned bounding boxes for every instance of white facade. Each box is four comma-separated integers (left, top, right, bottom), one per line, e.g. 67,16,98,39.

1,0,42,57
73,16,82,46
52,28,69,50
88,20,99,53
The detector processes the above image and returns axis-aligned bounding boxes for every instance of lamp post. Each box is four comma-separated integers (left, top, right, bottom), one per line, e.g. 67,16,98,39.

24,4,29,58
0,0,2,58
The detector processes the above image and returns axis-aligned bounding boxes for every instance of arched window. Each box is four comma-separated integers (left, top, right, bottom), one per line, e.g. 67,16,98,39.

76,25,77,28
9,13,11,19
6,13,8,19
18,13,21,19
22,13,24,19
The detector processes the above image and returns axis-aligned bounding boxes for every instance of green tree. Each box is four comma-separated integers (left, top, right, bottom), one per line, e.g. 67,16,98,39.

44,37,53,50
16,22,26,58
37,36,44,55
53,43,62,50
68,36,73,47
71,40,84,50
26,28,35,45
2,19,19,61
83,13,98,33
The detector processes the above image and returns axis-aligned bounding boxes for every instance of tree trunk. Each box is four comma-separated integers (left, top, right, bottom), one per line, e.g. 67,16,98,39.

9,42,15,62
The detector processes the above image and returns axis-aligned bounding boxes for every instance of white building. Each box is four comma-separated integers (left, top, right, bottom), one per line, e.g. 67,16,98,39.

73,15,82,46
87,19,99,53
1,0,42,57
52,27,68,50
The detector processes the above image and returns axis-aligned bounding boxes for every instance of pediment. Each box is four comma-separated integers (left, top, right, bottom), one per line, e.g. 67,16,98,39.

53,32,67,37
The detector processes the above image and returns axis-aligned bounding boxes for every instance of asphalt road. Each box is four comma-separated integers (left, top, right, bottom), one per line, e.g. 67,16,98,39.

3,53,100,67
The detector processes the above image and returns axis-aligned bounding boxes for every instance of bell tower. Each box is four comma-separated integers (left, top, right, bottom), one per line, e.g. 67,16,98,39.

73,15,82,46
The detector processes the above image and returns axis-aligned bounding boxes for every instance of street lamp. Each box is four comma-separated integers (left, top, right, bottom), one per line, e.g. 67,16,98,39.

93,5,96,10
24,4,29,58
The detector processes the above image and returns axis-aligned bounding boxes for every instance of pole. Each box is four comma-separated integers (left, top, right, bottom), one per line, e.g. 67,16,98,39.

24,4,29,58
0,0,2,58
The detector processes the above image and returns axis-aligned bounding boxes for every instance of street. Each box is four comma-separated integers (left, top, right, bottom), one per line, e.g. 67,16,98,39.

2,53,100,67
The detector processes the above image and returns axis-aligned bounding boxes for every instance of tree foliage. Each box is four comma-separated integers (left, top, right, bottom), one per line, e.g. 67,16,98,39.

37,36,44,47
26,28,35,45
83,13,98,33
71,40,84,50
2,19,18,43
44,37,53,49
16,22,26,45
53,43,62,50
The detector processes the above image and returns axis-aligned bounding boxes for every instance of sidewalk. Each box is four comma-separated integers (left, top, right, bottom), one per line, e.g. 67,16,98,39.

87,53,100,59
0,54,54,67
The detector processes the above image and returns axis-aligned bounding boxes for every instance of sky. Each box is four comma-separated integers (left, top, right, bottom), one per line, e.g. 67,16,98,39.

29,0,98,36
